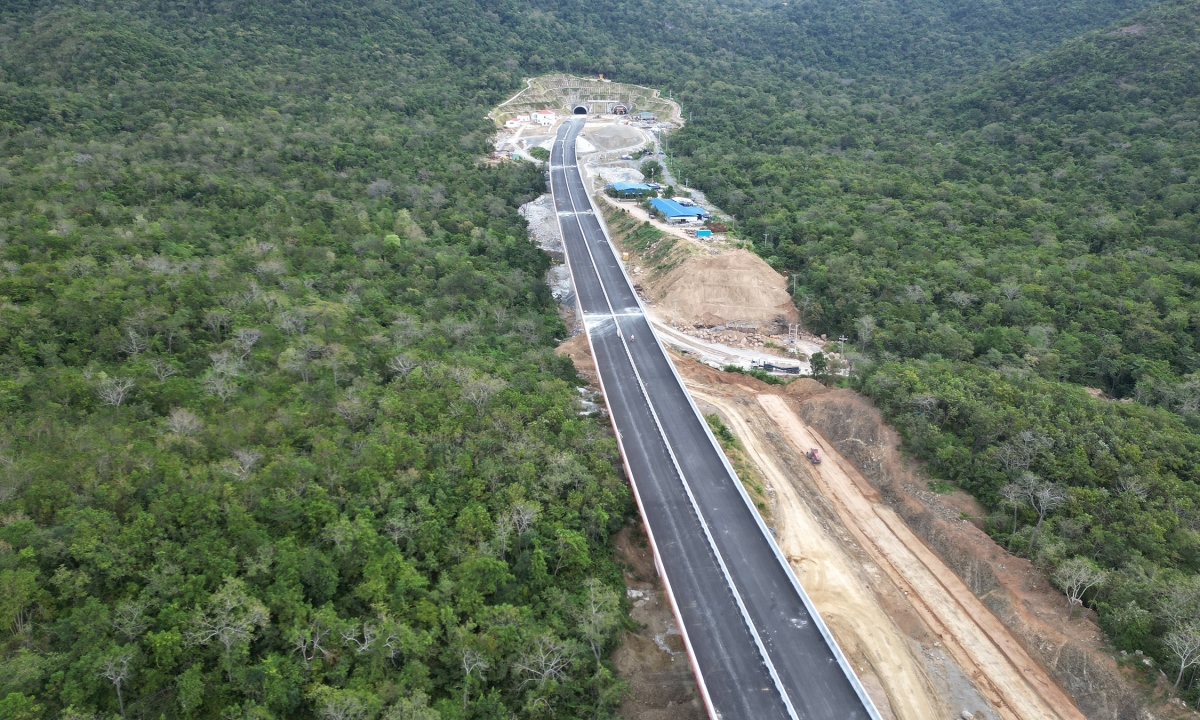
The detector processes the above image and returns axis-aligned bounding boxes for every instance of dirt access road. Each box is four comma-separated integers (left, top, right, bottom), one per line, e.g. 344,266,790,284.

674,360,1089,720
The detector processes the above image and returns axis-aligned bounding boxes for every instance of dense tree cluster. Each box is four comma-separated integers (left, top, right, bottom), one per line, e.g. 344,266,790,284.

4,0,1200,714
659,0,1200,699
0,3,634,718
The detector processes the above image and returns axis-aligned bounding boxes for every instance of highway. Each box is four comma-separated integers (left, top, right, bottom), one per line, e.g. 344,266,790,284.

550,118,881,720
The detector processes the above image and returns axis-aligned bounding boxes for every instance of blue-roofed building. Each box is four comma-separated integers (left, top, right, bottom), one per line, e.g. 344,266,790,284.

606,181,655,198
649,197,710,223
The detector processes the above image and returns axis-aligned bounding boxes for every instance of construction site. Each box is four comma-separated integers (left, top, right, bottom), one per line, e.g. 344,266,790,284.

494,76,1171,720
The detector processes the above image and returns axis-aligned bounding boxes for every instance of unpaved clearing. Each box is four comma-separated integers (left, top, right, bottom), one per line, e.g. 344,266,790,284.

581,122,646,151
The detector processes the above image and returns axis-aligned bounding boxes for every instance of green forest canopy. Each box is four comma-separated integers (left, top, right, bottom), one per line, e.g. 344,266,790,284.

3,0,1200,716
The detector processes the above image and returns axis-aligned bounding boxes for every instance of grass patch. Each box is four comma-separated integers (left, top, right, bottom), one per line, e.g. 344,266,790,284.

928,479,957,494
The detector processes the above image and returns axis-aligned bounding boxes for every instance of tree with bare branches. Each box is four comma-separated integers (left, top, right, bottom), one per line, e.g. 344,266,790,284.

514,635,573,689
458,646,489,713
291,617,331,667
147,356,178,381
113,600,150,641
98,647,135,719
999,481,1027,548
185,578,269,681
97,377,135,407
1025,476,1067,554
1164,623,1200,691
577,578,620,664
233,328,262,360
464,377,505,413
220,449,262,481
1051,557,1107,613
165,408,202,437
387,353,417,378
205,310,231,341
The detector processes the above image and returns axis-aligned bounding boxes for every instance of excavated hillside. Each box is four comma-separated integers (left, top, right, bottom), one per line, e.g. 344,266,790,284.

600,205,799,332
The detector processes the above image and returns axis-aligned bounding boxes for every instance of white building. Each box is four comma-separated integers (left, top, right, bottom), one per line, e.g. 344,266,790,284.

515,114,530,122
531,110,557,126
504,119,522,129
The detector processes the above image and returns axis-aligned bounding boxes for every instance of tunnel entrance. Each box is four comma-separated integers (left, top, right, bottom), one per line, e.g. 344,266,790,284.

572,106,588,115
613,104,628,115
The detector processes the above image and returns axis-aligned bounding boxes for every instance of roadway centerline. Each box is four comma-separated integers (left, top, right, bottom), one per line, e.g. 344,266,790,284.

551,117,880,720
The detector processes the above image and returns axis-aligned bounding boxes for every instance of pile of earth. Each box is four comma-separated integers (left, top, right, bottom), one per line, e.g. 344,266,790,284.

645,249,799,332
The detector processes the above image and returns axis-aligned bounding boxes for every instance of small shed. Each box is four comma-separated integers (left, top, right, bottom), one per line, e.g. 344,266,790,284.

696,228,712,238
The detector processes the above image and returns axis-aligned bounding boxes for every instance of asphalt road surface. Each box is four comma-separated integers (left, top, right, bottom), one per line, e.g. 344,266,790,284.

550,119,880,720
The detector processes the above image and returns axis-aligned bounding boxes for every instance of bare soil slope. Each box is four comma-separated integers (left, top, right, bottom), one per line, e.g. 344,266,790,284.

792,386,1158,720
645,249,799,330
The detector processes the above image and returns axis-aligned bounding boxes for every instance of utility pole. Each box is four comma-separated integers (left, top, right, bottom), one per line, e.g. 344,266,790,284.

674,299,679,328
838,335,848,356
791,273,799,294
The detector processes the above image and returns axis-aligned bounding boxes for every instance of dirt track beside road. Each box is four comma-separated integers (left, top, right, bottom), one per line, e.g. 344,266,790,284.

756,394,1086,720
673,358,1089,720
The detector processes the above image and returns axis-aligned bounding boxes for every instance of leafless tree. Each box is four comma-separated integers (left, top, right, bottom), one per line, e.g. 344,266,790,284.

97,377,135,407
1116,476,1149,501
577,578,620,663
204,374,238,401
464,377,505,413
292,618,331,667
336,391,371,430
209,350,243,378
275,310,307,336
999,482,1027,549
185,578,269,681
390,314,419,343
507,502,539,537
120,329,149,356
233,328,262,361
98,649,134,719
204,310,231,341
458,647,489,713
1164,623,1200,690
147,356,178,381
1051,557,1107,613
902,285,927,304
166,408,202,436
997,431,1052,472
367,178,396,199
204,351,242,400
514,635,573,689
909,394,938,414
948,290,976,307
387,353,417,378
384,512,416,545
855,315,876,353
340,620,378,654
321,695,369,720
220,449,262,482
113,600,150,641
1159,577,1200,631
1025,475,1067,554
